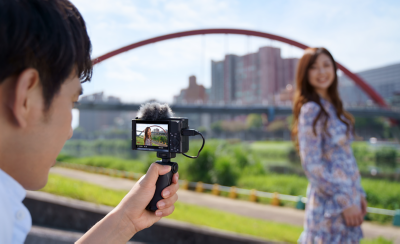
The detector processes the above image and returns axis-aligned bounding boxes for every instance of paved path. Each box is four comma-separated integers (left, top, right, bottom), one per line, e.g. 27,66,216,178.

49,167,400,243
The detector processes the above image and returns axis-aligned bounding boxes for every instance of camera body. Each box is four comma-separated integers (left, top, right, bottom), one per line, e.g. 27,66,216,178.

132,117,189,154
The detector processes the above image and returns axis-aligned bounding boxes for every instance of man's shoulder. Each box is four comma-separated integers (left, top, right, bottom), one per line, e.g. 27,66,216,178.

0,177,14,244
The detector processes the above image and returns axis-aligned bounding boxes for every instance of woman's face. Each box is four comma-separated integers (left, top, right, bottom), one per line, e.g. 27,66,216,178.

307,53,335,93
147,130,151,136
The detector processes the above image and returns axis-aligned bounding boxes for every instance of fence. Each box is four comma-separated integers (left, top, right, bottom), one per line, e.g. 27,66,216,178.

56,162,400,227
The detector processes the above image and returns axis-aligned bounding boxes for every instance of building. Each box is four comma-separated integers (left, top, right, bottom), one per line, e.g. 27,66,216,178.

78,92,122,133
339,62,400,107
173,75,208,104
211,46,298,105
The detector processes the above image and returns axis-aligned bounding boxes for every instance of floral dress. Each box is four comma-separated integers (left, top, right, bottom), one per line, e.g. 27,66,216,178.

298,99,366,244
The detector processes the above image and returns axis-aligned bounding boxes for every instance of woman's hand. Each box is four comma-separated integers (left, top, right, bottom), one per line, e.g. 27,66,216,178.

342,205,363,227
361,197,368,217
77,163,179,244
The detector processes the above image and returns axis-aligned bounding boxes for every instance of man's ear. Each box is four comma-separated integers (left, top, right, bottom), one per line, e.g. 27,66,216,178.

9,68,41,128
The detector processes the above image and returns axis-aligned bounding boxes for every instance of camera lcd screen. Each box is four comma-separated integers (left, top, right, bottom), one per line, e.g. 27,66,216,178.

135,122,169,151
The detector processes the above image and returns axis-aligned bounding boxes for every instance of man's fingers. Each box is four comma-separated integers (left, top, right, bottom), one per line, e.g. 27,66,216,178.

139,163,171,187
157,193,178,210
172,173,179,184
162,179,179,198
155,205,175,217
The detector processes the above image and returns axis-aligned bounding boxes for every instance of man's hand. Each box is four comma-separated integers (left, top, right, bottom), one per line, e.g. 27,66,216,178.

117,163,179,232
76,163,179,244
342,205,363,227
361,197,368,217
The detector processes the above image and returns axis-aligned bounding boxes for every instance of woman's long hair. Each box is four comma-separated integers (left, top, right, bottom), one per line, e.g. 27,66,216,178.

144,127,152,144
291,47,354,150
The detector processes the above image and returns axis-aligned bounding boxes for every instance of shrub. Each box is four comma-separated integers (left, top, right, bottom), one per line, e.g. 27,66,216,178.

375,148,397,168
213,155,239,186
185,144,216,183
287,146,301,165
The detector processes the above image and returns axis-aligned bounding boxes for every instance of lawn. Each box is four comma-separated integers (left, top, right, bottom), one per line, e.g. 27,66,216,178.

41,174,393,244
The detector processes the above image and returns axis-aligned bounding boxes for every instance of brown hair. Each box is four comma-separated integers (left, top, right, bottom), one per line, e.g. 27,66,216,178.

291,47,354,149
144,127,152,144
0,0,92,110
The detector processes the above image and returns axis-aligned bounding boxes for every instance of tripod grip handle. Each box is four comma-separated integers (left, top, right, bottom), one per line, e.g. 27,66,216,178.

146,162,178,212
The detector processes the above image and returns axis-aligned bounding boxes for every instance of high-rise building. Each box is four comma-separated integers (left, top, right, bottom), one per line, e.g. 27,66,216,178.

339,62,400,107
211,46,298,105
211,60,224,104
173,75,208,104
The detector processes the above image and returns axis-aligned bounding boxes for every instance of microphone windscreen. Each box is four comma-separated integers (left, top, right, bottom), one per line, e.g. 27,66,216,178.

137,102,174,120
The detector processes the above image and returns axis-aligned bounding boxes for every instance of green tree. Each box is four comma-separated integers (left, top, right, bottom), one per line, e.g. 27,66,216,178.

186,145,215,183
213,155,239,186
211,121,223,133
246,114,263,130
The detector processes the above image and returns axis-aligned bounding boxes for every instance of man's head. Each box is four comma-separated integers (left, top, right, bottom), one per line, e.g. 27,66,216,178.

0,0,92,190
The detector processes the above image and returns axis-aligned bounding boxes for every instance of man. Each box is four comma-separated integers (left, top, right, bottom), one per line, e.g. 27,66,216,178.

0,0,179,243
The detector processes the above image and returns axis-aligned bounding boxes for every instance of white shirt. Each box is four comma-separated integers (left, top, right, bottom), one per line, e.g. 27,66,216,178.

0,168,32,244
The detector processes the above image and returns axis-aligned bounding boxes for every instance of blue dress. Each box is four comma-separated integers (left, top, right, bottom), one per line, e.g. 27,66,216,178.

298,99,366,244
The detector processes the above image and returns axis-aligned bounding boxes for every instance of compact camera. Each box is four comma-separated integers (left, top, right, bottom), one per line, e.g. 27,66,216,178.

131,118,189,154
131,103,204,212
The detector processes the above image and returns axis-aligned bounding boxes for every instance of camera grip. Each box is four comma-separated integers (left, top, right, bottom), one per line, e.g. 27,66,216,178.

146,162,178,212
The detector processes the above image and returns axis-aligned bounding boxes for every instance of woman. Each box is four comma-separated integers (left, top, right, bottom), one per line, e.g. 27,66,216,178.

144,127,152,146
292,48,367,243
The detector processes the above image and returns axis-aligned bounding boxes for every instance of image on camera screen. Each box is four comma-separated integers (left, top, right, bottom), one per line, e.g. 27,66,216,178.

136,123,169,150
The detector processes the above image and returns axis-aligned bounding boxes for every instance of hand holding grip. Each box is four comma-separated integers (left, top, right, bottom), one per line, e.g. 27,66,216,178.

146,162,178,211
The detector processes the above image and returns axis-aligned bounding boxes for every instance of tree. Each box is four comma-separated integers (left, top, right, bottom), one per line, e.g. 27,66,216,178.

246,114,263,130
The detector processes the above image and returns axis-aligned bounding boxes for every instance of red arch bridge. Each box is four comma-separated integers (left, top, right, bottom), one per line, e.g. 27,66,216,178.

84,28,399,120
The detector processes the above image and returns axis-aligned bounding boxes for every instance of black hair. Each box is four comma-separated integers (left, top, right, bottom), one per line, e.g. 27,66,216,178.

0,0,92,109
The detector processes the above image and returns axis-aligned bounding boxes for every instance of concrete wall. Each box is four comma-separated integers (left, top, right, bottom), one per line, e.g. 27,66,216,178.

24,191,273,244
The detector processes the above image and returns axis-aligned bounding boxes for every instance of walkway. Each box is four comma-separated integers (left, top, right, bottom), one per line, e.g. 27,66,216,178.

49,167,400,243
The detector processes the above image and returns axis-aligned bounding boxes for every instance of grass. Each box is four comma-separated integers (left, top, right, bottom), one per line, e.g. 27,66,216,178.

238,174,400,224
42,174,303,243
57,153,400,223
57,155,148,173
41,174,393,244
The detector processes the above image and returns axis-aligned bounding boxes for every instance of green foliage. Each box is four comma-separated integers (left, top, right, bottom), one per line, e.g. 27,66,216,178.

184,143,216,183
211,121,222,133
59,139,400,224
42,174,392,244
57,156,147,173
362,178,400,223
213,155,239,186
246,114,263,130
42,174,304,243
62,139,137,159
360,236,393,244
375,148,397,168
287,146,301,165
232,145,249,168
152,135,167,144
238,174,308,196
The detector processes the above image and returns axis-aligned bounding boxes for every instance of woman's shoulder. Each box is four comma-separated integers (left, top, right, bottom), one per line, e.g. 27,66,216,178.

300,101,321,116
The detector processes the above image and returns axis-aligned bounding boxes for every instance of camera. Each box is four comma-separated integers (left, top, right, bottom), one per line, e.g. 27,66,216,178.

132,118,189,154
130,103,205,211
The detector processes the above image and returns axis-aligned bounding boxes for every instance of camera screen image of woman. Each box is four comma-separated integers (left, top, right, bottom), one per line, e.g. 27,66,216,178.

144,127,152,146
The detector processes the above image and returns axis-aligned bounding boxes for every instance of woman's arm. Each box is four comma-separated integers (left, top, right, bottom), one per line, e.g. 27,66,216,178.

298,102,355,214
76,163,179,244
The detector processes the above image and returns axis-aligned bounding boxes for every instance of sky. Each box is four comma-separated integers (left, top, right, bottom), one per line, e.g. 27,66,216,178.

70,0,400,127
136,124,169,135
